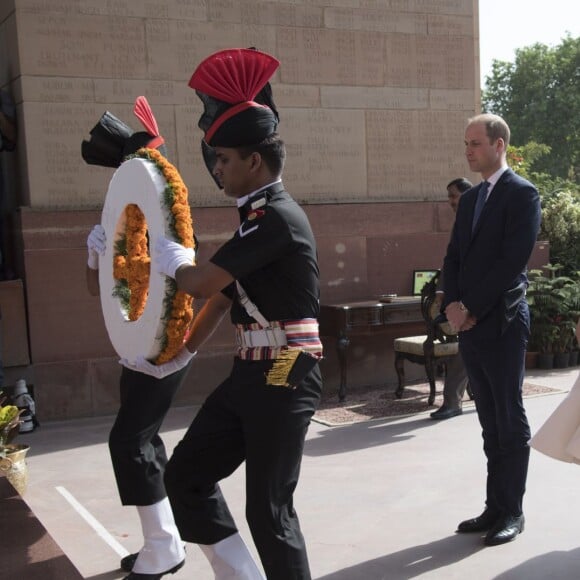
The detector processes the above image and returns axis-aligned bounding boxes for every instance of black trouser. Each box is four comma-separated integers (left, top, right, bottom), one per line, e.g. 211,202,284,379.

164,357,322,580
460,306,531,517
109,365,189,506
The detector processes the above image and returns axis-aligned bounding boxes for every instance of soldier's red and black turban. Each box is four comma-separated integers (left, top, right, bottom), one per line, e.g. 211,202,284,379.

188,48,280,148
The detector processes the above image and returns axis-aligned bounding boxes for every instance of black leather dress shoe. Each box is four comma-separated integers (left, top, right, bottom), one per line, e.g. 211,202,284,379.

430,406,462,420
456,509,500,533
484,514,525,546
123,559,185,580
122,546,186,574
121,552,139,572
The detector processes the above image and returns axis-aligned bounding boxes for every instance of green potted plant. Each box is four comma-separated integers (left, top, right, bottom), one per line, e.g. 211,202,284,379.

528,267,561,368
564,271,580,366
0,397,20,447
552,271,580,367
570,313,580,366
534,323,559,369
0,393,29,495
552,317,576,367
528,266,580,369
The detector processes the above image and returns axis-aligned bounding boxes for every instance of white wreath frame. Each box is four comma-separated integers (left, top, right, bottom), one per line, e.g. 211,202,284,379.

99,157,174,364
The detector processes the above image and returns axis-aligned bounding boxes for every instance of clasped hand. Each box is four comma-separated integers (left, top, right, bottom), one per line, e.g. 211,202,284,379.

445,301,477,332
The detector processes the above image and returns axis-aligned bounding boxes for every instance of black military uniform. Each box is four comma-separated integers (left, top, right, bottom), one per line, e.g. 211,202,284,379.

82,98,190,578
164,49,323,580
82,100,189,507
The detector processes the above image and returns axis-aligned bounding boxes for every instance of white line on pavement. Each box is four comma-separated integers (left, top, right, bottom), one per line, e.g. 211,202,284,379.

56,485,129,557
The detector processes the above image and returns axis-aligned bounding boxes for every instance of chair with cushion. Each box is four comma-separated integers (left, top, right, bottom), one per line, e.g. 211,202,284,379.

393,270,461,405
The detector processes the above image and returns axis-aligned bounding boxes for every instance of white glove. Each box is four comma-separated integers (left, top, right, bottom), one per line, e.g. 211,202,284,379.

87,224,106,269
119,347,197,380
155,236,195,279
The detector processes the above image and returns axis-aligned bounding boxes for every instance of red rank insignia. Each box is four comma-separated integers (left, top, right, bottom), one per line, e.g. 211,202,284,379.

247,209,265,221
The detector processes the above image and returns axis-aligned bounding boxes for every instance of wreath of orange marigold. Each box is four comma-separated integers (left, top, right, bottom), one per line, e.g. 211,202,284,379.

113,147,195,365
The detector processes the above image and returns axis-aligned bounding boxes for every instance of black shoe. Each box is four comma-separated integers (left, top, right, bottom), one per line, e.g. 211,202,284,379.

123,559,185,580
430,406,462,420
456,509,500,533
122,546,186,573
121,553,139,572
484,514,525,546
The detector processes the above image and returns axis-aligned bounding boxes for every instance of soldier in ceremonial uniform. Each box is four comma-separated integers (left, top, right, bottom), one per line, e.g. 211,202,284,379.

83,98,193,580
127,48,323,579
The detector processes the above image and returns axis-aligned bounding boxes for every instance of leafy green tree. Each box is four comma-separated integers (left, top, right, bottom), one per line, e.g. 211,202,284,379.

506,142,551,181
540,191,580,275
506,144,580,275
507,142,574,197
483,35,580,182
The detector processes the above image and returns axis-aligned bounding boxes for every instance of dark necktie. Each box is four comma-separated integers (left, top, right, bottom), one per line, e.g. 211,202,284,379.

472,180,490,232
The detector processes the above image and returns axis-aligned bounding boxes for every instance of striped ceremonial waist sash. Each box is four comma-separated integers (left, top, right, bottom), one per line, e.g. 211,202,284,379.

235,318,323,361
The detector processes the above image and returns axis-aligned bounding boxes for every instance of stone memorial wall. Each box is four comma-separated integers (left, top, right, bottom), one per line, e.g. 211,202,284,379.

2,0,479,209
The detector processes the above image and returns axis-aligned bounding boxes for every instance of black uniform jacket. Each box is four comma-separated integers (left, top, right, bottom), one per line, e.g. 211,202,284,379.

211,181,320,326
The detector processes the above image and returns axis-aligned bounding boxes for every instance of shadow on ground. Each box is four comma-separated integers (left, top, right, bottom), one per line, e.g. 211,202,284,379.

305,409,478,457
315,533,485,580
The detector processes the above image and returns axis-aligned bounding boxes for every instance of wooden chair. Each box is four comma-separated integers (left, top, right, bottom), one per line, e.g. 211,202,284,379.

393,270,463,405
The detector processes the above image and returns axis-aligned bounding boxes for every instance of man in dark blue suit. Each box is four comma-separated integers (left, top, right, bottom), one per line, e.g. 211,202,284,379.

443,113,541,546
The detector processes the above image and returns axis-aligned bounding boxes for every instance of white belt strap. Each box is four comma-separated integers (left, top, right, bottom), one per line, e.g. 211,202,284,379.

235,281,271,328
237,328,288,348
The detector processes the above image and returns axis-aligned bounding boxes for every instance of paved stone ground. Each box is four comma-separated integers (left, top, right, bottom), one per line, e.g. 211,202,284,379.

13,366,580,579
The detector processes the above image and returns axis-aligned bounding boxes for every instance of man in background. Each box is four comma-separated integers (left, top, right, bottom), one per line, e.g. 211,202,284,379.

430,177,473,420
443,113,541,546
446,178,472,213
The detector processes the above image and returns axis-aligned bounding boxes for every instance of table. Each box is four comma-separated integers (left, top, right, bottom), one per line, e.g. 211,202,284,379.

319,297,422,400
